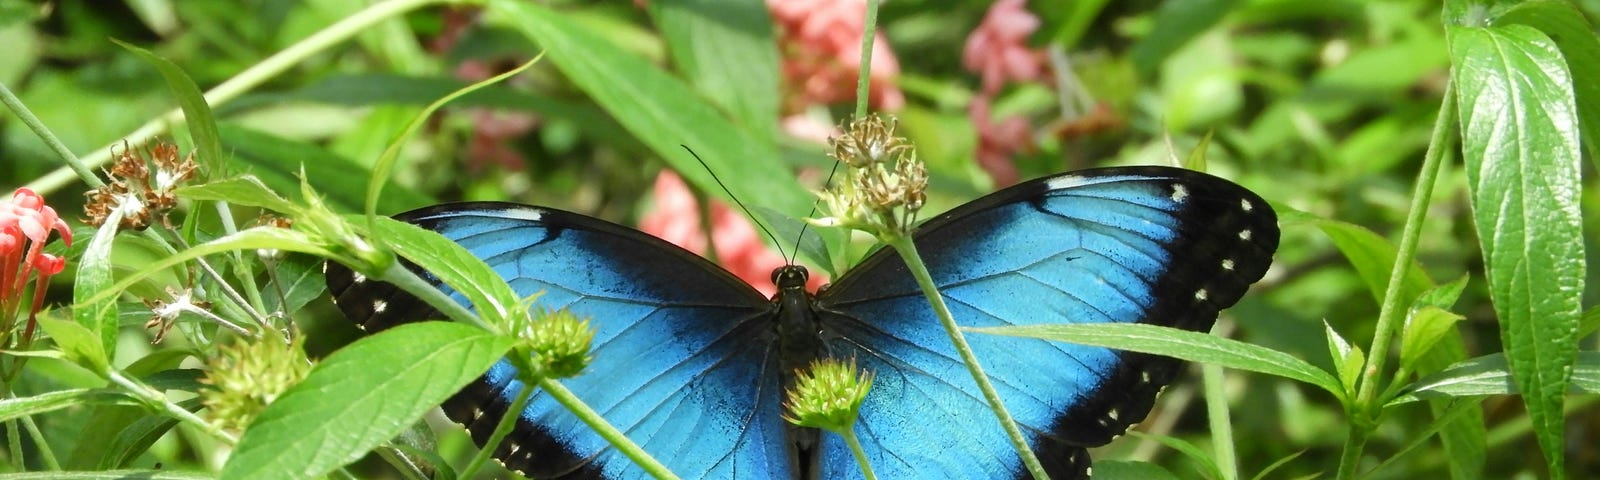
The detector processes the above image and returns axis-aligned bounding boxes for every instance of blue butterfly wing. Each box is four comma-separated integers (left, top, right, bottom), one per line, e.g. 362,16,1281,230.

812,166,1279,479
326,203,797,479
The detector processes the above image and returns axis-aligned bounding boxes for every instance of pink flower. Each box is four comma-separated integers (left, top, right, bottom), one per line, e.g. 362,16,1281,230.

638,171,826,297
969,97,1032,187
962,0,1045,186
2,188,72,345
455,60,540,172
770,0,904,112
962,0,1046,94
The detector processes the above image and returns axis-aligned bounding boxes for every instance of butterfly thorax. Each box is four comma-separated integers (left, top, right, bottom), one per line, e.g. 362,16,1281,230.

770,265,827,475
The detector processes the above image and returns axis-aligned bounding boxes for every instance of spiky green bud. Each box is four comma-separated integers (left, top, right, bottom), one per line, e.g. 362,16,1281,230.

783,358,873,435
198,336,312,432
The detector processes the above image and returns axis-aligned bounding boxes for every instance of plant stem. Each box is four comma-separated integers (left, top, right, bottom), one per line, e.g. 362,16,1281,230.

884,236,1049,479
1341,73,1457,480
461,372,534,479
1202,363,1237,480
538,377,680,480
852,0,880,119
107,370,238,445
841,428,879,480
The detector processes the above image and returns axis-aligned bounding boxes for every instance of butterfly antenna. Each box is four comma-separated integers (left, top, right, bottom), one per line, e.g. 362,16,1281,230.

787,155,843,265
679,146,789,261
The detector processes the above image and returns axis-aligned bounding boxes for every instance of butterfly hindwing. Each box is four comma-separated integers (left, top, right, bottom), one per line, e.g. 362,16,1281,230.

812,167,1279,479
327,204,797,479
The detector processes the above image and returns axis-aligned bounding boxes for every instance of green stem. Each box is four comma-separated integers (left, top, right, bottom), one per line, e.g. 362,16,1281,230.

852,0,881,119
107,370,238,445
22,0,474,195
0,82,102,188
460,365,534,478
538,377,679,480
1342,69,1457,480
883,236,1049,479
1201,363,1236,480
841,428,879,480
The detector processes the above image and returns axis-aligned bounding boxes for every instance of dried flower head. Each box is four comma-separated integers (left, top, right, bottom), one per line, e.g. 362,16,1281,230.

141,286,213,343
198,336,312,433
84,140,199,230
815,115,926,237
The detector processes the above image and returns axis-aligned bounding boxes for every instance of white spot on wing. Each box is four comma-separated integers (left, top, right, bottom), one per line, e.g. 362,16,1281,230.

1239,229,1252,241
1222,259,1235,271
352,272,367,283
372,300,387,313
1240,199,1254,212
500,207,544,222
1044,175,1091,190
1194,289,1209,301
1170,184,1189,203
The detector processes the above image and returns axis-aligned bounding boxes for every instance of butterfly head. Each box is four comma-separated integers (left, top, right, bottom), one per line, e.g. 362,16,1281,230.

771,265,810,293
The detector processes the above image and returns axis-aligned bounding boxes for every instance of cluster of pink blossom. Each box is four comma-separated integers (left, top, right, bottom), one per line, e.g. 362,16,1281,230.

1,188,71,342
962,0,1047,186
769,0,904,112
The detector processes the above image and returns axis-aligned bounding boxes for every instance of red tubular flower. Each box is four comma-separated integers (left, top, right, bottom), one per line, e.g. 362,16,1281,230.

639,171,826,297
2,188,71,345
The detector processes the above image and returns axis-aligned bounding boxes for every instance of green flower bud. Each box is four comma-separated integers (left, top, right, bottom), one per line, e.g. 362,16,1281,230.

198,336,312,432
783,358,873,435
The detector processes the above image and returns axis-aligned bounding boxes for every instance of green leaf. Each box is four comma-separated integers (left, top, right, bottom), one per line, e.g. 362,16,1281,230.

490,2,811,220
113,38,223,179
175,176,299,214
217,124,433,213
1323,321,1363,396
364,216,522,325
72,217,121,363
751,206,832,277
0,389,135,422
1392,352,1600,405
1306,217,1435,304
1399,306,1464,373
260,254,328,316
1451,23,1584,477
1124,431,1222,480
79,227,346,308
1496,0,1600,172
219,322,513,480
37,317,109,375
651,0,781,143
970,323,1345,401
1128,0,1243,76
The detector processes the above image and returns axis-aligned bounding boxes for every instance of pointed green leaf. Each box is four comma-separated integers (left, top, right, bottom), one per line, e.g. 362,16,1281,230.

72,218,121,362
971,323,1344,401
36,317,109,374
1451,23,1584,477
1393,352,1600,404
175,176,299,214
652,0,781,143
113,39,223,179
1400,306,1464,372
1324,321,1363,396
488,2,810,220
1497,0,1600,172
220,322,513,480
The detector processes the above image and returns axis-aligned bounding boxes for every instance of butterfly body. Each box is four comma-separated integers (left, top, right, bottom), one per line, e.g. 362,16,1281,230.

327,166,1280,479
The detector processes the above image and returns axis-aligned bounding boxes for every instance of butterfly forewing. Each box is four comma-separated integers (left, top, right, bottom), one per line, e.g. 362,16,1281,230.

327,204,798,478
812,167,1278,479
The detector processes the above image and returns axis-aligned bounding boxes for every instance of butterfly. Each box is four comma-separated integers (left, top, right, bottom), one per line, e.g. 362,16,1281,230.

326,165,1279,479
